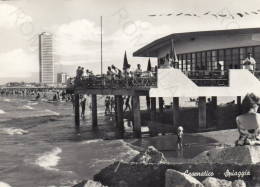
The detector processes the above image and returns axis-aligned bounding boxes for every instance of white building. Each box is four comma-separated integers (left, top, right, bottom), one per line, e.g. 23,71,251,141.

39,32,54,84
57,72,68,84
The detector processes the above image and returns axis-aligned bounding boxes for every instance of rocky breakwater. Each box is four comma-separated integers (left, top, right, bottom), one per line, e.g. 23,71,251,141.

75,146,260,187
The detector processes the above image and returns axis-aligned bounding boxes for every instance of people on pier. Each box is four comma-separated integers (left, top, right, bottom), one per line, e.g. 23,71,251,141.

105,96,111,115
107,66,114,79
76,66,82,79
135,64,142,77
242,53,256,73
160,54,173,69
235,93,260,146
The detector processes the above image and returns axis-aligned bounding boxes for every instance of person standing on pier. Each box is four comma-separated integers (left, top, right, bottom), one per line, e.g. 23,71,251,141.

160,54,173,69
135,64,142,77
242,53,256,73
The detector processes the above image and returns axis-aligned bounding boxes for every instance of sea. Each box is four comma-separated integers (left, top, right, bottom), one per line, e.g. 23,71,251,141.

0,94,236,187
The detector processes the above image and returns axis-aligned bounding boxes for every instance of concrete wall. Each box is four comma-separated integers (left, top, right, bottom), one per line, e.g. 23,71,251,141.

150,69,260,97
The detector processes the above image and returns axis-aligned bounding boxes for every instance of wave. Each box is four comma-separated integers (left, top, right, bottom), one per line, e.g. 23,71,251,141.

0,109,5,114
19,105,34,110
34,147,62,170
2,128,28,136
81,139,103,144
3,99,10,102
44,109,60,116
0,182,12,187
27,102,38,106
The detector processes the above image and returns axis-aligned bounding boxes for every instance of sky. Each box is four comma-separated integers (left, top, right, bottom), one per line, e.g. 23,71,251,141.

1,0,260,84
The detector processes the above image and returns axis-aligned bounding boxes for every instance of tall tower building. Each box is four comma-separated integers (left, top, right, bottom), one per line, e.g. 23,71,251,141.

39,32,54,84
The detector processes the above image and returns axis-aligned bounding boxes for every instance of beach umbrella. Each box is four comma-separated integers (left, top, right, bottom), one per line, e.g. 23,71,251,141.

123,51,129,70
147,58,152,71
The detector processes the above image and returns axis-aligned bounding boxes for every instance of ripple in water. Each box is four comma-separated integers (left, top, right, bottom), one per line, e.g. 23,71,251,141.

19,105,34,110
0,109,5,114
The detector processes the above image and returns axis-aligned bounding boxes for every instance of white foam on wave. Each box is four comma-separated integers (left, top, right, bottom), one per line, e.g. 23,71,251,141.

3,99,10,102
2,128,28,136
44,109,60,116
35,147,62,170
27,102,38,106
0,109,5,114
0,182,12,187
81,139,103,144
19,105,34,110
87,139,140,168
118,140,140,158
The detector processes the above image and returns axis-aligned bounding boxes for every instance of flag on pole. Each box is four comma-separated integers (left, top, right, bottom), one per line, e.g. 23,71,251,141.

170,39,178,68
147,58,152,71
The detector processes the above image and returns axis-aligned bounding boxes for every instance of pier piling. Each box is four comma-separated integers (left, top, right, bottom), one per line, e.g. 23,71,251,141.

92,94,97,126
159,97,164,114
116,95,124,133
133,95,141,138
172,97,179,129
198,96,206,130
150,97,156,121
75,94,80,127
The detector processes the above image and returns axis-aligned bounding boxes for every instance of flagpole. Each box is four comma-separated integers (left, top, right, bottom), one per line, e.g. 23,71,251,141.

101,16,103,86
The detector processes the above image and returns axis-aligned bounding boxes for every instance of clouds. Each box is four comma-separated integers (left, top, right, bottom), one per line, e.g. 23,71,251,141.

0,49,38,78
0,4,32,29
54,19,102,65
54,18,174,72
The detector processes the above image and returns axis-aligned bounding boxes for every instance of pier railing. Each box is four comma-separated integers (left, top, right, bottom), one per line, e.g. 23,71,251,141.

69,70,232,90
182,70,229,86
74,74,157,89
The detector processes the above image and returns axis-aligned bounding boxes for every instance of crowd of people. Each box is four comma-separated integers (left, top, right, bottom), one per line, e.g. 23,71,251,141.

104,95,132,115
0,88,73,102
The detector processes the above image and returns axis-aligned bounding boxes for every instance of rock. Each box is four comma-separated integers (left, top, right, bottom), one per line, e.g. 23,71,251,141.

130,146,167,164
202,177,232,187
232,180,246,187
165,169,203,187
192,146,260,164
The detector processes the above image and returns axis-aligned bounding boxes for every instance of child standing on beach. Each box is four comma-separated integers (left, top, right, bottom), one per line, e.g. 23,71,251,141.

177,126,184,150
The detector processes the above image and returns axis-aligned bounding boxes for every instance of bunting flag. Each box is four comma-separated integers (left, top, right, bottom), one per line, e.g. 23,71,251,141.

147,58,152,71
123,51,129,70
148,9,260,18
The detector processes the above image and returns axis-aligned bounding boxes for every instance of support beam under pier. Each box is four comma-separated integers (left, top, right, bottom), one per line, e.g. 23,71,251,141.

116,95,124,133
172,97,179,130
159,97,164,114
92,94,97,126
198,97,206,130
133,95,141,138
75,94,80,127
150,97,156,122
